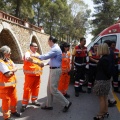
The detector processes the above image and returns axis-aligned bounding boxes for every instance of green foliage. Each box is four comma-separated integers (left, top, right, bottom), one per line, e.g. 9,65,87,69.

92,0,120,36
0,0,91,43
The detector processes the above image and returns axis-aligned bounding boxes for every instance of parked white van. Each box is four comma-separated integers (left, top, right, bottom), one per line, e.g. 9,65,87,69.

87,21,120,51
87,22,120,81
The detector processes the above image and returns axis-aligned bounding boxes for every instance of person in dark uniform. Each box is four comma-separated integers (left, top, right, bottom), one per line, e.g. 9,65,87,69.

71,37,88,97
110,41,120,92
87,43,100,93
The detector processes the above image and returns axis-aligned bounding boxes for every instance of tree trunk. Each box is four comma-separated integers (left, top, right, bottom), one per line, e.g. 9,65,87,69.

15,0,21,17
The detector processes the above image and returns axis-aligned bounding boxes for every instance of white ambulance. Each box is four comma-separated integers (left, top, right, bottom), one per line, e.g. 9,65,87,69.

87,22,120,80
87,21,120,50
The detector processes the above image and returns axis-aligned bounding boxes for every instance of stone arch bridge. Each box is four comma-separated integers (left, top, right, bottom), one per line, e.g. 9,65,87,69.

0,11,50,63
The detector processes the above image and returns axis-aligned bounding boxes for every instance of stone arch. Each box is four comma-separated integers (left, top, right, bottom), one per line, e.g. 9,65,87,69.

0,23,23,63
30,32,43,55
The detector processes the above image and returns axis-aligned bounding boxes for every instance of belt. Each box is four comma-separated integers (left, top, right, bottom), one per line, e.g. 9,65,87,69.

50,67,60,69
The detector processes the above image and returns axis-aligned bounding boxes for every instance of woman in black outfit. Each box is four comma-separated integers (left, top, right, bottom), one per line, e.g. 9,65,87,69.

93,43,111,120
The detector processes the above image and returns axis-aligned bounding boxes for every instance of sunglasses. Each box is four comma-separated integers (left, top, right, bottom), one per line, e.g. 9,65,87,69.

32,46,38,48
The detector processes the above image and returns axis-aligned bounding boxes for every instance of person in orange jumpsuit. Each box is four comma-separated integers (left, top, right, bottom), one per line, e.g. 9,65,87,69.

0,46,20,120
20,42,44,112
58,42,71,98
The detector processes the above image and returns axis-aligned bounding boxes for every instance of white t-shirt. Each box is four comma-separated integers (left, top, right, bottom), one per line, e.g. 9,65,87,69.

0,61,10,74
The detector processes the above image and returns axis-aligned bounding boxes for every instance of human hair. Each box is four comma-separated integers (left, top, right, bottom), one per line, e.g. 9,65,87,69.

111,41,116,45
49,36,58,43
0,46,11,54
30,42,38,47
104,40,111,47
97,43,110,56
0,46,11,59
0,51,4,59
80,37,86,42
60,42,70,52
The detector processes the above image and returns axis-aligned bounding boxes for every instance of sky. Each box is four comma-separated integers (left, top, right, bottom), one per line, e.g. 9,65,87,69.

83,0,94,45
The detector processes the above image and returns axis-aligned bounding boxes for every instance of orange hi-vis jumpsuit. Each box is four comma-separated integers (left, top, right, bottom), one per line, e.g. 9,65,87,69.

58,51,70,95
0,59,17,120
22,50,43,106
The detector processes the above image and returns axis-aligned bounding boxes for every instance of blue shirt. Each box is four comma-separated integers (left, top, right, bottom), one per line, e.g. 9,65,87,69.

38,44,62,67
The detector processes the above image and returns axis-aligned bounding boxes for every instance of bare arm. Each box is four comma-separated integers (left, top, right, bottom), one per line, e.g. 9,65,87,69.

27,57,44,67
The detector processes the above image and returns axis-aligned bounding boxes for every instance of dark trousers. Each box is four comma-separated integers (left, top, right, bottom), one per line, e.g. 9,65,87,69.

88,66,97,89
74,65,86,92
113,65,119,90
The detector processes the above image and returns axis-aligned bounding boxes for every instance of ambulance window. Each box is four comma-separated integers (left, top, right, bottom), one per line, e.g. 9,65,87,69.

101,35,117,43
96,38,102,44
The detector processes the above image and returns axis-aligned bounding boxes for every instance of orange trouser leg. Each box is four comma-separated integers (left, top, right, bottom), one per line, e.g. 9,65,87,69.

64,74,70,92
22,75,40,105
10,87,17,113
0,87,17,119
31,76,40,102
2,98,11,119
58,73,70,94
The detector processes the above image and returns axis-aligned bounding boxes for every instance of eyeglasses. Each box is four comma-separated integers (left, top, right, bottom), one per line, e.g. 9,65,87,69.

32,46,38,48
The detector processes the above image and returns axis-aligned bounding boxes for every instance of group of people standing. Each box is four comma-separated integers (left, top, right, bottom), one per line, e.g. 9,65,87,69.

71,38,120,120
0,36,119,120
0,36,72,120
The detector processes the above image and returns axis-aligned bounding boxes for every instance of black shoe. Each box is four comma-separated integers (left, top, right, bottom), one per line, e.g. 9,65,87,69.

114,87,120,93
75,92,79,97
114,90,120,93
64,93,70,98
31,101,40,106
5,118,15,120
11,112,21,117
41,106,53,110
108,100,117,107
87,88,91,93
63,102,72,112
20,106,27,112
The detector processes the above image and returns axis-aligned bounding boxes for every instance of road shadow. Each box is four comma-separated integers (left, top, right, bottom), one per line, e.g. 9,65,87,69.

15,96,73,120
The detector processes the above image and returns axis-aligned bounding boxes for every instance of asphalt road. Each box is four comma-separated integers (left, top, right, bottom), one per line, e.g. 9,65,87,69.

0,64,120,120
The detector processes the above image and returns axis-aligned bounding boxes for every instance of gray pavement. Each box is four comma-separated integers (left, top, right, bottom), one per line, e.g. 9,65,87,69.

0,64,120,120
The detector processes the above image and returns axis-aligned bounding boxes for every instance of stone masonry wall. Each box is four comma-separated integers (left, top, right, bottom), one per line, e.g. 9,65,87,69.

0,19,50,63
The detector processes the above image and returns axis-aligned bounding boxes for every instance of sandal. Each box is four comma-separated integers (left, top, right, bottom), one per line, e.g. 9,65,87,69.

93,114,104,120
104,112,109,118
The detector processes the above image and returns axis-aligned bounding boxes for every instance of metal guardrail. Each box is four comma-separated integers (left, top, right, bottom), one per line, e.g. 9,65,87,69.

0,10,41,31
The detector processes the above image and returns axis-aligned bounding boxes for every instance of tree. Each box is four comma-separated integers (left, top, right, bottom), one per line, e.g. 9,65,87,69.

42,0,71,36
92,0,120,36
0,0,36,19
68,0,91,41
0,0,91,43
